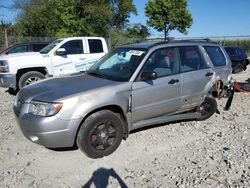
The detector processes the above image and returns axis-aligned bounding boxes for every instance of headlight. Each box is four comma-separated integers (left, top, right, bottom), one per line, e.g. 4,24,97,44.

0,60,9,72
28,100,63,117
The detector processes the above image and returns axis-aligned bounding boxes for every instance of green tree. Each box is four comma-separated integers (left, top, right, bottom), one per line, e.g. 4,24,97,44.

126,24,150,39
14,0,137,38
14,0,61,37
109,0,137,29
145,0,192,40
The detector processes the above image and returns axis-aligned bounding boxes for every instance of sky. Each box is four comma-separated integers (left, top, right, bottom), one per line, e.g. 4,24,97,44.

130,0,250,38
0,0,250,38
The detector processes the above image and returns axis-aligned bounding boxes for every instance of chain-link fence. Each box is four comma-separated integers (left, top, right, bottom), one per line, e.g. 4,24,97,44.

1,32,250,56
0,31,53,51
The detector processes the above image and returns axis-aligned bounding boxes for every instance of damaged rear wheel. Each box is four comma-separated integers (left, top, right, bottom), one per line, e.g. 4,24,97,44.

196,96,217,121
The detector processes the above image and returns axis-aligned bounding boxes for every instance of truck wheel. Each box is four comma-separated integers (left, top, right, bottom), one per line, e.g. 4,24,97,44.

18,71,45,89
196,96,217,121
77,110,123,158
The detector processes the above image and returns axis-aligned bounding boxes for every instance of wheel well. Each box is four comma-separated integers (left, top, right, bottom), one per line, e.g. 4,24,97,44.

74,105,129,147
16,67,48,85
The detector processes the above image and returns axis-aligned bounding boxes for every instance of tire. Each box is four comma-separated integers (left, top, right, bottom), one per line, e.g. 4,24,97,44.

76,110,123,158
196,96,217,121
18,71,45,89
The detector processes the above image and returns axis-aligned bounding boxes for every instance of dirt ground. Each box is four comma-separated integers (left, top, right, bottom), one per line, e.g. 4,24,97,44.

0,68,249,188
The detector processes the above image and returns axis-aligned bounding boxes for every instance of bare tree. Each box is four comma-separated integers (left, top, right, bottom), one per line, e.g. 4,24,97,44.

0,20,12,48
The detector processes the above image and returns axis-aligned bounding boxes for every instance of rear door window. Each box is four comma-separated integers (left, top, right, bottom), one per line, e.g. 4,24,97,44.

204,46,226,67
88,39,104,53
179,46,209,72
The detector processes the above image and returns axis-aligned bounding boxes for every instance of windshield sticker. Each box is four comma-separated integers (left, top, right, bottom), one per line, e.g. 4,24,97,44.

128,50,144,56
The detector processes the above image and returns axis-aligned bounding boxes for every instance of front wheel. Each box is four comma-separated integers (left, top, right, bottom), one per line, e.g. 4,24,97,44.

18,71,45,89
196,96,217,121
77,110,123,158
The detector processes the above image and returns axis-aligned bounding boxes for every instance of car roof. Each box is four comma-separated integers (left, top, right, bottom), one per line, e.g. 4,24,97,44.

224,46,244,50
120,42,158,49
0,41,52,54
3,41,51,50
10,41,51,46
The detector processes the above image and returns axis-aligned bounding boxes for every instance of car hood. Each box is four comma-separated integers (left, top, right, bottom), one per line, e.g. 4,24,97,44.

18,73,119,102
0,52,40,59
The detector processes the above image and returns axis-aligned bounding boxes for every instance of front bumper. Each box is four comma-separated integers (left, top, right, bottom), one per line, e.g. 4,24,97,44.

14,105,82,148
0,73,16,88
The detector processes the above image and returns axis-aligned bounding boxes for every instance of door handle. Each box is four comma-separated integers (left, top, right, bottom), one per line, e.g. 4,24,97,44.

205,72,214,77
168,79,179,84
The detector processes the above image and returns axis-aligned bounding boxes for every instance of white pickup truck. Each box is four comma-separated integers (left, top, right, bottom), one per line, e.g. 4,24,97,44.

0,37,108,90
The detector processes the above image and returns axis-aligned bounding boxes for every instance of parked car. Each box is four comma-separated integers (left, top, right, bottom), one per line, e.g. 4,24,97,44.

0,41,50,56
224,46,249,73
14,39,234,158
0,37,108,90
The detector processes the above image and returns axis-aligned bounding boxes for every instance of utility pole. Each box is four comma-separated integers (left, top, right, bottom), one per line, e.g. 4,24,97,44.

0,5,10,48
4,27,8,48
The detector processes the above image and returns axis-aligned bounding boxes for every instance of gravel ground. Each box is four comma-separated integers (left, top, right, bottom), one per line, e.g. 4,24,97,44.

0,69,249,188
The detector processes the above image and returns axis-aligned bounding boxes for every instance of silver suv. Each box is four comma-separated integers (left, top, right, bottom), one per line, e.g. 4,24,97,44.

14,39,234,158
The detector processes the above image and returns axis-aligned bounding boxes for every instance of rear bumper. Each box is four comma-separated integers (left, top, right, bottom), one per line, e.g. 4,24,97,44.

0,73,16,88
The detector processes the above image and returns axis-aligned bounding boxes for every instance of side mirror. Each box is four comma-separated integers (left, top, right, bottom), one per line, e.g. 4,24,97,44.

141,71,157,81
55,48,67,56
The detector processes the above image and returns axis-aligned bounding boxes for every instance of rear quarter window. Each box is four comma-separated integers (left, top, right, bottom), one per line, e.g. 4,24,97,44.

224,47,236,56
237,48,247,57
204,46,226,67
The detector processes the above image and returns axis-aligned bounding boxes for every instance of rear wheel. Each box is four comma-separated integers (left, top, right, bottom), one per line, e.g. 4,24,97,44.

77,110,123,158
18,71,45,89
196,96,217,121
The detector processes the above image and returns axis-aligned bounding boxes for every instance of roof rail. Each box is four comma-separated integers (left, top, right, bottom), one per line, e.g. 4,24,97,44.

134,37,175,43
121,38,166,46
170,38,216,43
121,37,216,47
134,37,215,43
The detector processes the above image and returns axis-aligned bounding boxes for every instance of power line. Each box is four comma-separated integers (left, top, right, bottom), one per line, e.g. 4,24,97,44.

0,5,9,9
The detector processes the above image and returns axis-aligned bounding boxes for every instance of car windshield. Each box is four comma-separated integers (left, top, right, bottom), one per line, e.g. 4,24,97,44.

39,40,62,54
87,48,147,81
